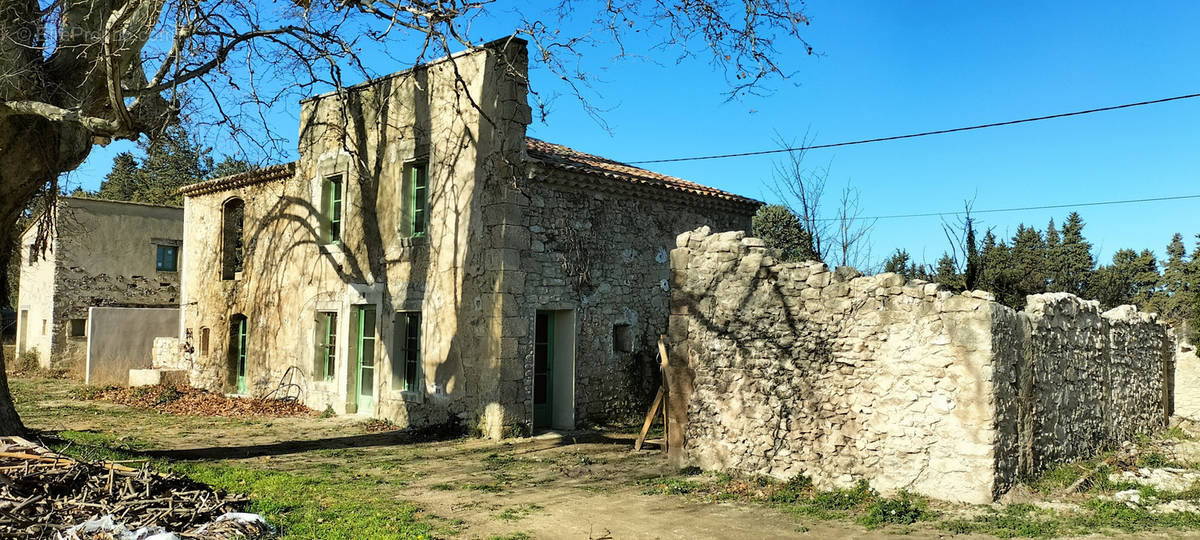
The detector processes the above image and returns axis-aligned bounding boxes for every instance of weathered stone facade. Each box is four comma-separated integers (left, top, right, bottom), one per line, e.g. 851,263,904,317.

16,198,183,373
177,39,755,437
667,227,1173,503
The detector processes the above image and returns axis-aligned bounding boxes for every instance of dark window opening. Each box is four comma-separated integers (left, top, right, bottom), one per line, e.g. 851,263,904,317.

200,327,210,355
392,311,421,392
613,324,633,353
221,198,245,280
69,319,86,338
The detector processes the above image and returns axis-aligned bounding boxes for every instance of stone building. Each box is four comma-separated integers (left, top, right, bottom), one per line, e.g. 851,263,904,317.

16,197,184,373
173,38,758,437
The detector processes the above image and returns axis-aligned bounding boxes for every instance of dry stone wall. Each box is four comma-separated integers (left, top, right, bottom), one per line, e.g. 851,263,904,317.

668,227,1172,503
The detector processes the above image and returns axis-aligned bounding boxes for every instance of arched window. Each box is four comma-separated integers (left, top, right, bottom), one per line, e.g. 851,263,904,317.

221,198,245,280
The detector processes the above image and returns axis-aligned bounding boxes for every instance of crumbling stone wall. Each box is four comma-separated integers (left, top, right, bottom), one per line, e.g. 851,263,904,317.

1022,296,1172,473
669,227,1172,504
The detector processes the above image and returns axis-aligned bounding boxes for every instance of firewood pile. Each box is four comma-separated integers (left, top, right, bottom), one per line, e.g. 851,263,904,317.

0,437,255,539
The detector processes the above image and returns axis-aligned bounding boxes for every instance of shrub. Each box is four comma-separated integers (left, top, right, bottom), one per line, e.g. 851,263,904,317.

860,491,928,527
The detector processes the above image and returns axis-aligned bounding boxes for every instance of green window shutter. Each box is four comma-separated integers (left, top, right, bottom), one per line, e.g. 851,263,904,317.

411,164,427,238
391,311,421,392
322,312,337,381
356,305,377,411
327,175,343,244
235,316,248,395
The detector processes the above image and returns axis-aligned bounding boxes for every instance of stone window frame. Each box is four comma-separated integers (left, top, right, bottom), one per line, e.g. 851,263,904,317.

314,158,350,250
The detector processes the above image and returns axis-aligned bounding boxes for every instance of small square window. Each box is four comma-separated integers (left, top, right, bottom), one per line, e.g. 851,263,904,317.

156,244,178,272
69,319,86,338
613,324,633,353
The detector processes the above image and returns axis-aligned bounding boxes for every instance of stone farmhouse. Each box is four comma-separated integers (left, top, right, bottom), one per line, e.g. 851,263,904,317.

16,197,183,373
170,38,758,437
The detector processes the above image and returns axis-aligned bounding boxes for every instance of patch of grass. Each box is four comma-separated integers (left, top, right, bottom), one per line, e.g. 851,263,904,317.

940,504,1061,538
487,533,530,540
495,504,543,522
642,477,707,495
429,483,455,491
70,384,118,400
1164,426,1194,441
463,481,505,493
48,430,145,462
483,452,516,470
859,491,930,528
767,475,813,504
809,480,873,511
320,405,335,418
178,464,436,539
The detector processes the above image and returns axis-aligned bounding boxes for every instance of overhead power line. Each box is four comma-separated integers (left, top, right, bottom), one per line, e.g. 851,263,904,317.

811,193,1200,222
628,92,1200,165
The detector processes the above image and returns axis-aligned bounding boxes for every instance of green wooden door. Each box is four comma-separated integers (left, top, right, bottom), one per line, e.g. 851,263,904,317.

356,306,377,413
533,313,553,428
235,317,247,395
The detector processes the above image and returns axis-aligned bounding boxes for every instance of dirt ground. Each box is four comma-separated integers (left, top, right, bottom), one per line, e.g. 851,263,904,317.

16,377,967,539
18,376,1200,539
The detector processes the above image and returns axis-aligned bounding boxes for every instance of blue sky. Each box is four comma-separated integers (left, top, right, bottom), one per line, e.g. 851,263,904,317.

69,1,1200,269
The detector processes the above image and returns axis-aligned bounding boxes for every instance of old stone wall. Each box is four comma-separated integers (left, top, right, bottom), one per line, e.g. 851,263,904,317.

669,227,1171,503
511,179,751,426
1022,296,1172,474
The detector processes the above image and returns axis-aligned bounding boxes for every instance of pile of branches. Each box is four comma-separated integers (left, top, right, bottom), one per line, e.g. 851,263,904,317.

0,437,249,538
78,384,315,418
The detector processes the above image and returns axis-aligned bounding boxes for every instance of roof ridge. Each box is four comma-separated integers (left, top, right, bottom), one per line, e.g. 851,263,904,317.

524,137,760,207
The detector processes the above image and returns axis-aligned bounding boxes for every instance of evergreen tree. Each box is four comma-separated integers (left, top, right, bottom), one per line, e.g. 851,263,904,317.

1044,219,1061,291
1056,212,1095,296
1009,225,1048,308
212,157,255,180
934,252,963,290
751,204,819,262
1087,248,1160,309
1152,233,1192,321
882,249,929,280
94,125,243,207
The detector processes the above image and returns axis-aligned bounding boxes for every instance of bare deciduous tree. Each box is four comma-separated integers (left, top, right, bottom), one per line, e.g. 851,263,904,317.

769,138,873,269
0,0,814,433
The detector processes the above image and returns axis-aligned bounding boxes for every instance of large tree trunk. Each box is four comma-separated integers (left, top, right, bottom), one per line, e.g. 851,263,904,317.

0,239,25,435
0,117,92,436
